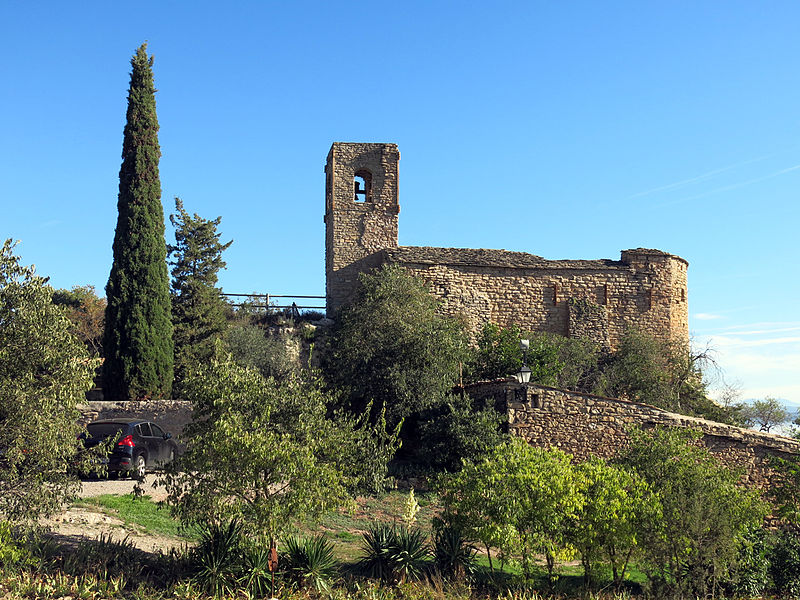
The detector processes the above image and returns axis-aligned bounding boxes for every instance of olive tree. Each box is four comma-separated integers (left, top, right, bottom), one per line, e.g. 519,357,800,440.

0,240,97,522
740,397,790,433
325,264,470,430
160,351,398,542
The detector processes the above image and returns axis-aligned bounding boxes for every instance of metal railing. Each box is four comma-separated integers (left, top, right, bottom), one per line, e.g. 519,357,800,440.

221,293,325,311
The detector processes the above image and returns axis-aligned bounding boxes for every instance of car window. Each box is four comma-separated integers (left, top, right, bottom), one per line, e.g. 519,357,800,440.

137,423,153,437
87,423,126,439
150,423,165,438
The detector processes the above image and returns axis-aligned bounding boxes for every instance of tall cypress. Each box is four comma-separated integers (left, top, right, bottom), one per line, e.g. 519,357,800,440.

103,43,173,400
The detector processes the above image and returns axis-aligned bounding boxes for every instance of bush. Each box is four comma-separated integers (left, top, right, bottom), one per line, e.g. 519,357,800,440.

189,519,245,597
0,522,32,569
727,526,773,598
432,524,477,580
356,524,430,584
620,427,768,599
225,323,298,381
415,394,505,471
770,530,800,598
281,535,338,593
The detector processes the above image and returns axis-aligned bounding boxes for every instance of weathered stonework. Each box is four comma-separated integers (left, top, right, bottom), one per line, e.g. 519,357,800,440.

467,381,800,490
324,142,688,349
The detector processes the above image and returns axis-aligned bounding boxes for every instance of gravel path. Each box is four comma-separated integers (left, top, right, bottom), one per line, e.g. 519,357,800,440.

41,475,182,552
77,474,169,502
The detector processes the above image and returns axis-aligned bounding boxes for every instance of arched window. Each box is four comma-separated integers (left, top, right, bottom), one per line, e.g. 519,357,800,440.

354,169,372,202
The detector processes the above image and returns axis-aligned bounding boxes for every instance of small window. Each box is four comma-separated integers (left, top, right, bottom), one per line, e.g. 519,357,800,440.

137,423,152,437
150,423,165,438
354,170,372,202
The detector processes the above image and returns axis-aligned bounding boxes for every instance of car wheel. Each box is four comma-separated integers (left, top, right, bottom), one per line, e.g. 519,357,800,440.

133,453,146,479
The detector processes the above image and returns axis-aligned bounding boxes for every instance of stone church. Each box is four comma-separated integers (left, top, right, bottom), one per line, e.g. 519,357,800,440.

324,142,688,349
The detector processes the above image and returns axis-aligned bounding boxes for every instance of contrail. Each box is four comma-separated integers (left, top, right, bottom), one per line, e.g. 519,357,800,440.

655,163,800,208
627,154,774,199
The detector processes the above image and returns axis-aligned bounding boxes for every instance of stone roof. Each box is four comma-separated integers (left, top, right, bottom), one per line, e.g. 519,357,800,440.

384,246,624,270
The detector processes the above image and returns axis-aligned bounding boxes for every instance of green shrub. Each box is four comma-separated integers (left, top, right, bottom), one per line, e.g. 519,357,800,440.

770,530,800,597
281,534,338,592
432,524,477,580
415,395,505,471
0,521,32,568
356,524,430,584
189,519,245,597
727,526,773,598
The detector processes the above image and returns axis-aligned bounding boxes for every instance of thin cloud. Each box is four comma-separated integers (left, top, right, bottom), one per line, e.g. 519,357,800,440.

627,153,774,199
722,326,800,337
711,335,800,349
655,163,800,208
694,313,722,320
701,322,800,334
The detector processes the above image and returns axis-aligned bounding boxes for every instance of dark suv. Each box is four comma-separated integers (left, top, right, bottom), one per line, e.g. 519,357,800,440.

82,419,178,478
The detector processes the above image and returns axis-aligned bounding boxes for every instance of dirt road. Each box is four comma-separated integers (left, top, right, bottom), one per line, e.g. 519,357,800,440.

43,475,183,552
78,475,169,502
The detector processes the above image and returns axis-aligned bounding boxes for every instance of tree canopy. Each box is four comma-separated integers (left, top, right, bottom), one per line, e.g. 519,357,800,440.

325,264,470,430
0,240,97,522
168,197,232,393
52,285,105,357
160,352,398,541
103,43,173,400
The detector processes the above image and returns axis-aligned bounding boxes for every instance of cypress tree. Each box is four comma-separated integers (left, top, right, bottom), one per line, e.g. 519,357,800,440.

103,43,173,400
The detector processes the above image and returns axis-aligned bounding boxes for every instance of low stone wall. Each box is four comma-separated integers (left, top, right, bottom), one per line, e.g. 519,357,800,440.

78,400,193,450
467,381,800,490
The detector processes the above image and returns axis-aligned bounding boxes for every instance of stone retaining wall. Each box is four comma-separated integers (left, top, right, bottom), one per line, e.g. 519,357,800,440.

467,381,800,489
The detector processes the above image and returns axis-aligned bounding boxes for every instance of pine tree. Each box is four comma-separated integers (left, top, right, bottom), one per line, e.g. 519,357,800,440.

168,197,232,393
103,43,173,400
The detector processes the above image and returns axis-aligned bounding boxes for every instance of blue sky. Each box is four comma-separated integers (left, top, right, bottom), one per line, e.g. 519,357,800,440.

1,1,798,408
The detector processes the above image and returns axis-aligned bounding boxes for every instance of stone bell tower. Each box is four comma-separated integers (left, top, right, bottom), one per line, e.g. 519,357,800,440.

324,142,400,316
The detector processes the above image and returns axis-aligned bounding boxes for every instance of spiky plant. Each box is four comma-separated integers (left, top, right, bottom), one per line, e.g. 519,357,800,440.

433,525,477,580
281,535,338,593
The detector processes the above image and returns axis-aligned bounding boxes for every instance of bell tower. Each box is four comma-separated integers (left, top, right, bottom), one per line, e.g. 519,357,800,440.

324,142,400,316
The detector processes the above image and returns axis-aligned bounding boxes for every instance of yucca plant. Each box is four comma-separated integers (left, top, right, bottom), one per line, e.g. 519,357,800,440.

392,528,429,583
356,524,399,582
433,524,477,580
281,534,338,593
241,539,274,598
190,519,245,597
356,524,430,584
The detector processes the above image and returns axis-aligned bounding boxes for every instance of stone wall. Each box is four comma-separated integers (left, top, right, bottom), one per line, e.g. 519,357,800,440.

78,400,193,450
467,381,800,489
385,246,688,348
323,142,689,349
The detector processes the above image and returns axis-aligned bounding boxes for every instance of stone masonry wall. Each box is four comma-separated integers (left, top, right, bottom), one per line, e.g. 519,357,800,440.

387,246,688,348
324,142,689,349
325,143,400,314
466,382,800,490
